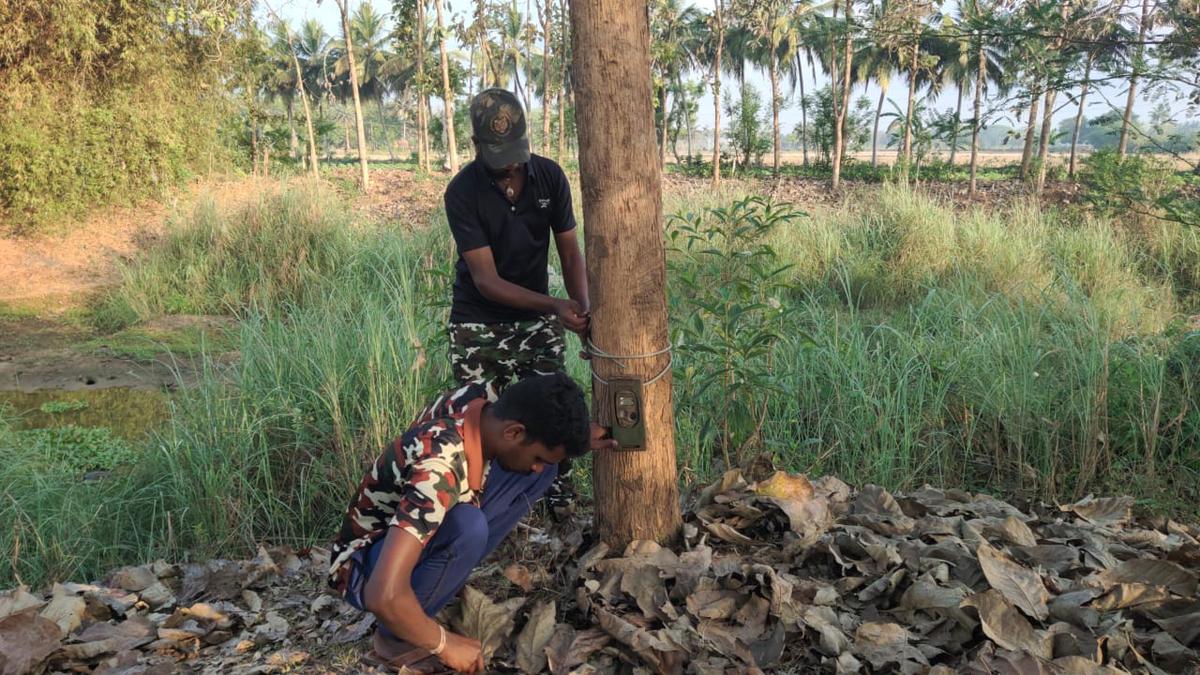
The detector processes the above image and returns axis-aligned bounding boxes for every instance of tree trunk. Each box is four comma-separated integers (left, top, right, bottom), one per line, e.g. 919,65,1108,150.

683,79,694,160
337,0,370,190
417,0,429,172
1019,87,1040,180
541,0,552,159
659,85,669,166
832,0,854,190
902,41,918,165
568,0,682,551
558,0,568,160
1069,55,1094,178
477,0,502,86
969,34,984,196
949,78,965,165
1035,87,1057,193
379,97,395,161
1119,0,1151,158
525,0,536,152
797,51,808,166
435,0,460,172
711,0,723,187
871,84,885,167
291,36,320,178
770,50,781,176
287,98,298,160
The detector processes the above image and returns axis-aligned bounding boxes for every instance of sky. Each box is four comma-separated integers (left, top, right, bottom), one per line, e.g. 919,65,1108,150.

270,0,1190,143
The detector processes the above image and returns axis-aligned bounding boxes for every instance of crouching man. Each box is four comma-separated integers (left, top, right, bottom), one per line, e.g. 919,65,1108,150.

328,373,595,673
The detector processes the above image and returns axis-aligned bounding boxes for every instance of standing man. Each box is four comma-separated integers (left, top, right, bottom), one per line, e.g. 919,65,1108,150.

443,88,596,513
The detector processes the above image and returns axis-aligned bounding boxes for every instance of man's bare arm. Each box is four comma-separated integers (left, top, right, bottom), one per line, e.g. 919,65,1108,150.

461,246,587,332
362,528,484,672
554,229,590,318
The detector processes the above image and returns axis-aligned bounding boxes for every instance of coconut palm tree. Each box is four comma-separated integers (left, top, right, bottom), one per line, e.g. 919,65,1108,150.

732,0,799,175
651,0,705,166
332,4,394,156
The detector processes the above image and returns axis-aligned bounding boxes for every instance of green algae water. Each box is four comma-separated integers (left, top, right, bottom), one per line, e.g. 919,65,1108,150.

0,388,170,440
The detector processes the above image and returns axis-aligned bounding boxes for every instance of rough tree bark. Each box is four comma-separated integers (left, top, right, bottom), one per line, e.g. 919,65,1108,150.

540,0,552,158
949,78,965,165
1069,54,1094,178
557,0,568,160
1019,86,1040,180
569,0,682,550
871,83,885,168
969,35,984,196
902,40,918,164
335,0,370,190
712,0,724,187
770,49,781,176
1119,0,1152,158
417,0,429,172
832,0,854,190
434,0,459,172
263,1,319,178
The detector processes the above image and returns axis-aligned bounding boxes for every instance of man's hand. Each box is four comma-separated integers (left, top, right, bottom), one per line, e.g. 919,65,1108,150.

438,632,484,673
552,298,589,335
591,422,618,452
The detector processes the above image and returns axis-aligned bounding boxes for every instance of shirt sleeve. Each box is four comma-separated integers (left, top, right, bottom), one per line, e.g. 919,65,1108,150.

551,165,577,234
388,431,469,546
445,182,490,253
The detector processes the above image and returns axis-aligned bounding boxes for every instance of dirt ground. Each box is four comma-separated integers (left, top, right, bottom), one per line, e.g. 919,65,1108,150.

0,168,456,394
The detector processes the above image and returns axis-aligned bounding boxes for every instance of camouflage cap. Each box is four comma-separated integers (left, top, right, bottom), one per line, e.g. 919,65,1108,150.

470,88,531,169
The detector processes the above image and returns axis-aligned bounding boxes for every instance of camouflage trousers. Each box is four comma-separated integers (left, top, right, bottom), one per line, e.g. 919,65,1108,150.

448,316,576,511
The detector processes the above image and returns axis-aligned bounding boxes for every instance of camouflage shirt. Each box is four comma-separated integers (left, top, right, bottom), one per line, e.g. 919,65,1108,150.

328,383,499,595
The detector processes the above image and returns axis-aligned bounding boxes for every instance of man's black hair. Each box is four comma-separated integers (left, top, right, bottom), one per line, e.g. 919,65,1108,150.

492,373,591,458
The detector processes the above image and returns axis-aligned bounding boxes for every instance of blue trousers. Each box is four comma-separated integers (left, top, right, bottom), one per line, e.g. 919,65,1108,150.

350,462,557,628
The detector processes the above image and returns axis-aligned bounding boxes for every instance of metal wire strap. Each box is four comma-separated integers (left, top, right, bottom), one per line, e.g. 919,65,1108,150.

584,338,674,386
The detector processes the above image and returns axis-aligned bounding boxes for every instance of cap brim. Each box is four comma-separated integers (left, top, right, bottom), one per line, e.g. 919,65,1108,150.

479,135,531,169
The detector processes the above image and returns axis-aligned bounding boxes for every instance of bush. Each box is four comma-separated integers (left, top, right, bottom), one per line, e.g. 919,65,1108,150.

1079,149,1200,229
0,1,246,233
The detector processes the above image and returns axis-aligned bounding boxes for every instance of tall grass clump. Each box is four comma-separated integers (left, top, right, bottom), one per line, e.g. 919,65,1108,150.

669,188,1200,514
0,406,171,587
137,220,459,559
94,181,361,330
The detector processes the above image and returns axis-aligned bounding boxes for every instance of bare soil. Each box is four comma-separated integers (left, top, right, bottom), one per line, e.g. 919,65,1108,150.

0,172,439,393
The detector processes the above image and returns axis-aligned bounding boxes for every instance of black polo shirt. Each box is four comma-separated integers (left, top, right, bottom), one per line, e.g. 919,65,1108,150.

444,153,577,323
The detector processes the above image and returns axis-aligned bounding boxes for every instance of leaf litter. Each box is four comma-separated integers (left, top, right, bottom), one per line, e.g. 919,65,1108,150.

1,469,1198,673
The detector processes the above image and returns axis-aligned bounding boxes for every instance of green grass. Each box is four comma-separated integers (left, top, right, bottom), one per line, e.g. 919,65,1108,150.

81,321,236,361
3,179,1198,589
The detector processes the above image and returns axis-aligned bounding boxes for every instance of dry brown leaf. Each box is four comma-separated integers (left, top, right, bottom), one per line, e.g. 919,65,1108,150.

108,566,157,593
454,586,522,661
620,565,670,621
803,606,850,656
962,589,1052,659
0,588,44,622
594,606,684,674
58,616,156,660
504,563,535,592
1090,582,1173,611
1048,590,1101,629
1096,558,1197,597
753,471,813,502
516,600,556,674
988,516,1039,548
1152,611,1200,647
686,588,744,620
700,520,756,545
0,611,61,675
1061,495,1134,527
38,585,85,637
977,540,1050,621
